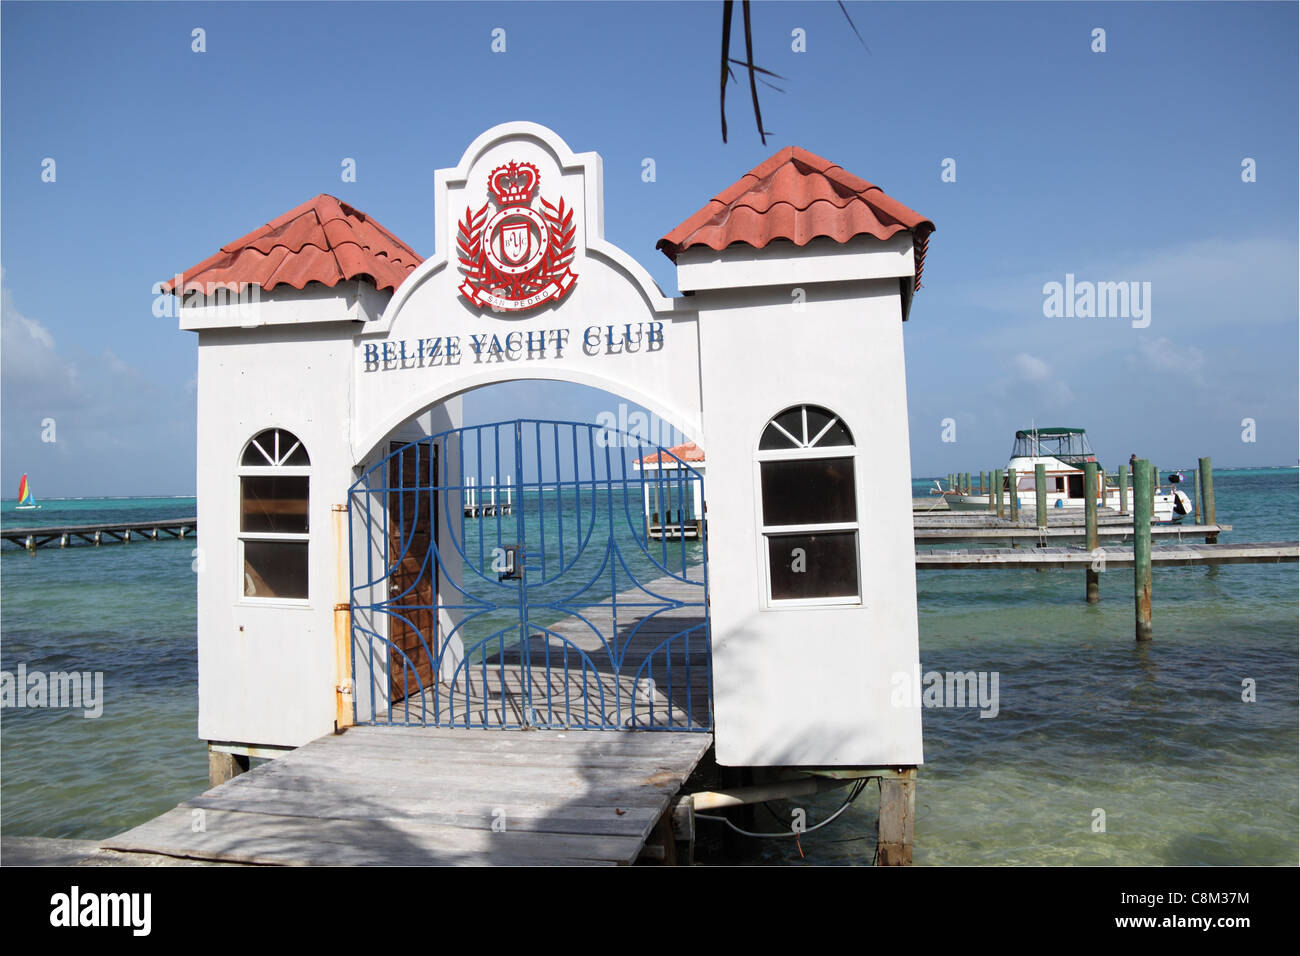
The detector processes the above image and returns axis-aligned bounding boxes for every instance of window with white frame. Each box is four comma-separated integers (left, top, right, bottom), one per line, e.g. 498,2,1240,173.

757,405,860,604
239,428,310,600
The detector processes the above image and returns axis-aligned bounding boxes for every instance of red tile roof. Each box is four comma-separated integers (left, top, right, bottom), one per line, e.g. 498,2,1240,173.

658,147,935,289
161,194,422,296
636,442,706,466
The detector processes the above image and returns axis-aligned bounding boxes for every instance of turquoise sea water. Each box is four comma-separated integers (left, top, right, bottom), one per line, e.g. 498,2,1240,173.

2,470,1296,864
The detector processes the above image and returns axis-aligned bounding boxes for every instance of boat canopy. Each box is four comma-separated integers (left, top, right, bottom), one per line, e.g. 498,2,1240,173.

1011,428,1094,464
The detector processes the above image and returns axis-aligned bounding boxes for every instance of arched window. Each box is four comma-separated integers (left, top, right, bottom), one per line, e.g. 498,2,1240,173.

756,405,859,604
239,428,310,601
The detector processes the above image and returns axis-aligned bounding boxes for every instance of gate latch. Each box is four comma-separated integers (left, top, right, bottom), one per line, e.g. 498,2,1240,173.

498,545,524,581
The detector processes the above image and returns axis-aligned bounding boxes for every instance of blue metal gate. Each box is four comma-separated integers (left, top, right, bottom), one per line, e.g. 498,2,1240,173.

348,419,710,731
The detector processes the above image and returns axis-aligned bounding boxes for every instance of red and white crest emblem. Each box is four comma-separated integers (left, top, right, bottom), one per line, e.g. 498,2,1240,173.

457,160,577,312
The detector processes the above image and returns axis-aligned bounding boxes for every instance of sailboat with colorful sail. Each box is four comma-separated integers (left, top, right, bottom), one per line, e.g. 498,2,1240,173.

16,473,40,510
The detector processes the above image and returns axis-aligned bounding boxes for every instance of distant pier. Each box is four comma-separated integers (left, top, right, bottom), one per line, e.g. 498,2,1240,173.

462,476,514,518
2,518,196,551
916,540,1298,569
917,459,1298,641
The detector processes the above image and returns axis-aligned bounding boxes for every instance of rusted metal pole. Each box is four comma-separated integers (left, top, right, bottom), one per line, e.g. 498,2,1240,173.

1133,459,1153,641
1084,461,1100,604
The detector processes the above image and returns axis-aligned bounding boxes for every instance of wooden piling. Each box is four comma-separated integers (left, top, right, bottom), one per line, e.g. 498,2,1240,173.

1008,468,1018,521
1133,460,1153,641
987,472,996,512
994,470,1005,518
876,769,916,866
1199,457,1216,543
1035,464,1047,530
1193,467,1202,524
1118,464,1129,516
1084,461,1100,604
208,747,249,788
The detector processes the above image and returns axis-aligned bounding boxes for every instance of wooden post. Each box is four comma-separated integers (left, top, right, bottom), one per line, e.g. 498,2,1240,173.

1007,468,1018,521
1193,467,1202,524
876,769,916,866
1150,463,1157,517
1035,464,1047,530
994,469,1004,519
948,473,955,492
1118,464,1129,516
1133,460,1153,641
1199,456,1216,543
208,746,249,788
1084,461,1100,604
987,471,996,512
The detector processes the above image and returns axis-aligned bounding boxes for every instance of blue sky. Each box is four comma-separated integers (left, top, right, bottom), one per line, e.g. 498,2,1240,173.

2,1,1296,496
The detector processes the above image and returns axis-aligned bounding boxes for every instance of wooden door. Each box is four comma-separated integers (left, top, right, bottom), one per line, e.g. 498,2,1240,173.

387,441,438,702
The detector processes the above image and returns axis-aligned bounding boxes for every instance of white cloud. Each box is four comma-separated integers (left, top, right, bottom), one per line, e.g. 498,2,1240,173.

998,352,1075,406
2,272,197,493
1,283,82,406
1130,336,1207,385
1011,352,1051,383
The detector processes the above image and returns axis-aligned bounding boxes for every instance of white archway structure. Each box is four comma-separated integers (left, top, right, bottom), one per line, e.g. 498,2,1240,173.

180,122,932,773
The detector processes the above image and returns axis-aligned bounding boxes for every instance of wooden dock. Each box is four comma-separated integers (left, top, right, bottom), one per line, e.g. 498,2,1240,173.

915,540,1298,570
1,517,196,551
913,522,1232,543
101,727,711,866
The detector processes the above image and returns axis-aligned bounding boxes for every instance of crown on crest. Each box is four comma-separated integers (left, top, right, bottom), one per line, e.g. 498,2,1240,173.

487,161,540,206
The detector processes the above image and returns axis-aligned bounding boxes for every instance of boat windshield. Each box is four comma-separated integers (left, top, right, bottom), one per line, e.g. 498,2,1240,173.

1011,428,1094,464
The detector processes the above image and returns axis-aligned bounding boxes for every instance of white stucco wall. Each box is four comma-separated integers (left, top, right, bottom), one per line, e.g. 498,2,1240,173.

691,253,925,768
194,321,357,746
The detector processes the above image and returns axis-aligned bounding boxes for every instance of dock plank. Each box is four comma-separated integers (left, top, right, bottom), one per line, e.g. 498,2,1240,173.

915,540,1298,569
102,727,711,866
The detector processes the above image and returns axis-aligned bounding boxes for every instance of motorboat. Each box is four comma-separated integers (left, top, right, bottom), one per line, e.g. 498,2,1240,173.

935,427,1193,521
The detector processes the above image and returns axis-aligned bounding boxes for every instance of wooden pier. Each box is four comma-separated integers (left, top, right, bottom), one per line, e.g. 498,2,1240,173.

913,521,1232,543
102,727,712,866
94,568,907,867
1,518,196,551
916,540,1298,570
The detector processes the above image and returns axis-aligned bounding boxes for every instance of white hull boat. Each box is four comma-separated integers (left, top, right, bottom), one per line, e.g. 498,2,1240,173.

936,428,1193,522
